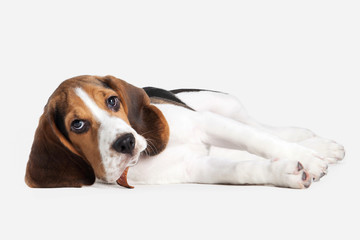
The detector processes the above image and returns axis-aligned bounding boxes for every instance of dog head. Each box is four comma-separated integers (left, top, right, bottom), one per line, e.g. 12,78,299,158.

25,75,169,187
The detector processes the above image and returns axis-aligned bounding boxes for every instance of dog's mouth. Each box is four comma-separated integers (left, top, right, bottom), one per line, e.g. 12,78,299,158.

115,155,140,189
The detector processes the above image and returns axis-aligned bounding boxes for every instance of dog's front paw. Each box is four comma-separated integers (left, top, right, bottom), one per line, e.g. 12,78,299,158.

281,144,329,181
269,160,311,189
299,137,345,163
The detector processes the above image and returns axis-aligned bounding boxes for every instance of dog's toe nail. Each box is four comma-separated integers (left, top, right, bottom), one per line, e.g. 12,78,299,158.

297,162,304,171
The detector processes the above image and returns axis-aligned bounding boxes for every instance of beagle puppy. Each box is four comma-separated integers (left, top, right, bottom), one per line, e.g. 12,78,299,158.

25,75,345,189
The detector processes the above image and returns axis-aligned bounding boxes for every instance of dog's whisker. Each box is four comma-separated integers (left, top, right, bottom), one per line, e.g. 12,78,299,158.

144,137,158,155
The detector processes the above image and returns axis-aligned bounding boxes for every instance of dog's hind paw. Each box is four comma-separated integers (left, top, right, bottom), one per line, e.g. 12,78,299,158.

299,137,345,163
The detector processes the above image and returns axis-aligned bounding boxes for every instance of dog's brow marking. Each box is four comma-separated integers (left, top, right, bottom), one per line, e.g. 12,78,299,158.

75,87,108,121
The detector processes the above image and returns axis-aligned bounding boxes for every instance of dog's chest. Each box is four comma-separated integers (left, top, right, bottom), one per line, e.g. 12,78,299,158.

128,104,209,184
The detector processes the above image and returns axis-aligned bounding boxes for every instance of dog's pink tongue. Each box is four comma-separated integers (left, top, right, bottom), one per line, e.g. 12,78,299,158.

116,167,134,189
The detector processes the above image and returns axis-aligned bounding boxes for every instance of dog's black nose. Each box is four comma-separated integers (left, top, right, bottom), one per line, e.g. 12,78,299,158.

112,133,136,154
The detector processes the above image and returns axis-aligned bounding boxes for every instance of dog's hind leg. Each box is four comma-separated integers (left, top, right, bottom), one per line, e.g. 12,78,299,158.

175,90,316,142
175,90,345,163
197,111,329,180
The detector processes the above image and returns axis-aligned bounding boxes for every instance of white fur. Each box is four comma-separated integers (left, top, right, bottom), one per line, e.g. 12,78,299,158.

76,88,345,188
127,91,344,188
127,103,312,188
75,88,147,182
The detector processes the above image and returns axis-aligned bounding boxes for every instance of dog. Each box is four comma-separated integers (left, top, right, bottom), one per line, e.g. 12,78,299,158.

25,75,345,189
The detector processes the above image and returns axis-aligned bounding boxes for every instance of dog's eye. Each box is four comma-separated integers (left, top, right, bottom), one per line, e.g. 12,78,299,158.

70,120,89,134
106,96,120,112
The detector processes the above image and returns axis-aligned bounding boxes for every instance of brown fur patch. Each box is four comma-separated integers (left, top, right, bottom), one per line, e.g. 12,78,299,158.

25,99,96,188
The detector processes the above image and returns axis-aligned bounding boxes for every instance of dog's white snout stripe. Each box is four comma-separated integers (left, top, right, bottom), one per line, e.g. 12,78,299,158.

75,88,109,121
75,87,132,132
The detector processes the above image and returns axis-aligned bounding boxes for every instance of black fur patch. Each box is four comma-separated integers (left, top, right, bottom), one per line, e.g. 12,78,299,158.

54,107,69,141
53,93,70,141
143,87,193,110
170,88,226,94
97,78,112,89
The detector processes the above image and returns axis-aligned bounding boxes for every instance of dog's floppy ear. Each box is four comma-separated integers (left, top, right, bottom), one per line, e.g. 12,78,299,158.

25,100,95,188
99,75,169,156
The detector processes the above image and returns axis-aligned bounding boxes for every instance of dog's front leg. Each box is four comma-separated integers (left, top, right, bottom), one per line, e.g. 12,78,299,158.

186,156,311,189
197,112,328,180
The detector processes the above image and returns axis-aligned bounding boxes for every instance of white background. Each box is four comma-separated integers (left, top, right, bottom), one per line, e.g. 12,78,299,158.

1,1,359,239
